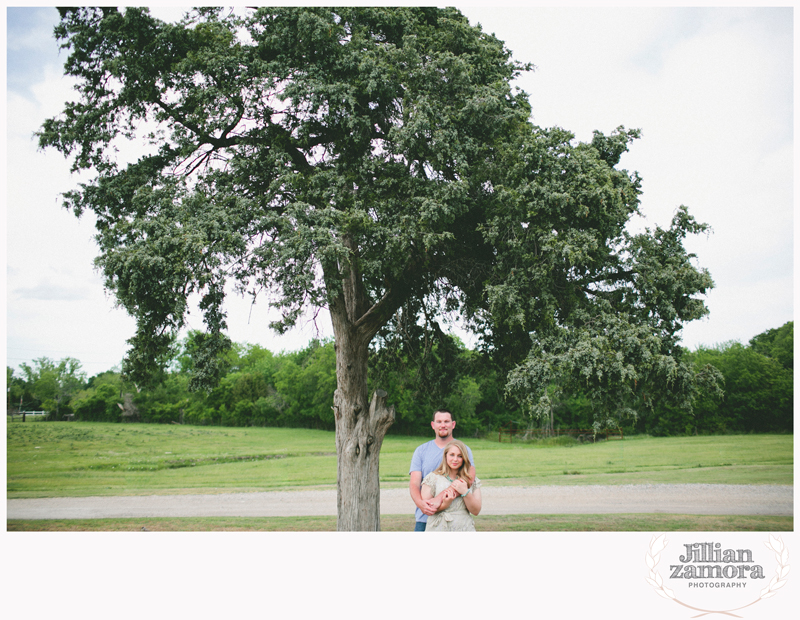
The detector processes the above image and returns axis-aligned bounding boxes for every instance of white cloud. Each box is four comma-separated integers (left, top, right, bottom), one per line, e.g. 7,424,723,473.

13,281,92,301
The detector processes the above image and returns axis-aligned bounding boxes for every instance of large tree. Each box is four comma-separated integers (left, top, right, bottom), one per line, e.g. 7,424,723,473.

39,7,716,530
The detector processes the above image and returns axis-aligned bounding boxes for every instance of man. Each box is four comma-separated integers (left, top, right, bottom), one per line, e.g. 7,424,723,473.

409,409,475,531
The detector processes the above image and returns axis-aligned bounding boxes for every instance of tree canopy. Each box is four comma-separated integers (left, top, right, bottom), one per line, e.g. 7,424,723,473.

41,7,526,381
39,6,718,528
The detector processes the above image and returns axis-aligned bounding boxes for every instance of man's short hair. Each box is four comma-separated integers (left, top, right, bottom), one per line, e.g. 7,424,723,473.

432,409,454,422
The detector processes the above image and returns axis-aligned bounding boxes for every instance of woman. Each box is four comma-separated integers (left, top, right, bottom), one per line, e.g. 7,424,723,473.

421,439,482,531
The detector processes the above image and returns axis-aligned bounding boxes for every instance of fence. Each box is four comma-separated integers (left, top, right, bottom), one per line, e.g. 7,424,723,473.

8,411,47,421
498,423,623,443
6,411,78,422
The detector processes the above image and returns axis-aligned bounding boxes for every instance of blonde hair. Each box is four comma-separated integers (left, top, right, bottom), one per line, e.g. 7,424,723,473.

434,440,472,484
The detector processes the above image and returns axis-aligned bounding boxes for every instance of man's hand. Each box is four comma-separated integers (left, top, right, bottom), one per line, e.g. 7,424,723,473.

442,487,458,501
420,499,438,516
415,494,439,516
412,471,444,515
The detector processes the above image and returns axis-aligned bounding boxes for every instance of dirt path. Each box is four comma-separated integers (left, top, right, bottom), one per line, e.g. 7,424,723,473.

7,484,792,519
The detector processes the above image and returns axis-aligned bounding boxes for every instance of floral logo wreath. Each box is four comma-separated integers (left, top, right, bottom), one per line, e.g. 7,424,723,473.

645,534,790,617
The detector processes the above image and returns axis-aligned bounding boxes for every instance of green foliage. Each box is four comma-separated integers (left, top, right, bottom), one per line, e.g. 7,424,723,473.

749,321,793,370
126,335,338,429
690,340,792,433
502,205,720,427
9,322,791,437
370,330,519,436
273,340,337,429
630,322,793,436
7,366,31,412
14,357,87,419
72,382,122,422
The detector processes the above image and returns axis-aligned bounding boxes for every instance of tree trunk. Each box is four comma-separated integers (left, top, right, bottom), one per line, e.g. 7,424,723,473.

328,235,396,531
331,318,395,531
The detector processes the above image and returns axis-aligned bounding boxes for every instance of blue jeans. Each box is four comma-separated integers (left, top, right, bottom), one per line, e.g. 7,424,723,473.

414,521,427,532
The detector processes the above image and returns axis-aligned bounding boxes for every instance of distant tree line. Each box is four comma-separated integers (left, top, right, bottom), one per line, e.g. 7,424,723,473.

663,322,793,435
7,322,792,437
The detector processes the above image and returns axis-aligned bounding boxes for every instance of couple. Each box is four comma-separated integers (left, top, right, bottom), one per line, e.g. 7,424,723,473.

409,409,482,531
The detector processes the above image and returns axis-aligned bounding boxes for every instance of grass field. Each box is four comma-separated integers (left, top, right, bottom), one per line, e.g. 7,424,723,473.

6,421,793,499
7,514,793,532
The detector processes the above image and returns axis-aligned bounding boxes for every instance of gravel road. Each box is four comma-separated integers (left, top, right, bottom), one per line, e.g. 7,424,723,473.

7,484,792,519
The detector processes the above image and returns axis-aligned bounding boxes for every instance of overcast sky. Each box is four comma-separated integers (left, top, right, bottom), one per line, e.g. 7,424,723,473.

4,5,794,378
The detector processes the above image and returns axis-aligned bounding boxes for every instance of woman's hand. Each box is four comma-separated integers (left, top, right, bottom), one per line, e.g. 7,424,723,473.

451,477,469,496
463,484,482,515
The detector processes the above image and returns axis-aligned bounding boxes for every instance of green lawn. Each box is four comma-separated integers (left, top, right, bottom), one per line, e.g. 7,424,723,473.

7,513,793,532
6,421,793,499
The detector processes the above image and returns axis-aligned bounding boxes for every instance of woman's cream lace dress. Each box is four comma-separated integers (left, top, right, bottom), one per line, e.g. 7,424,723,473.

422,472,481,532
